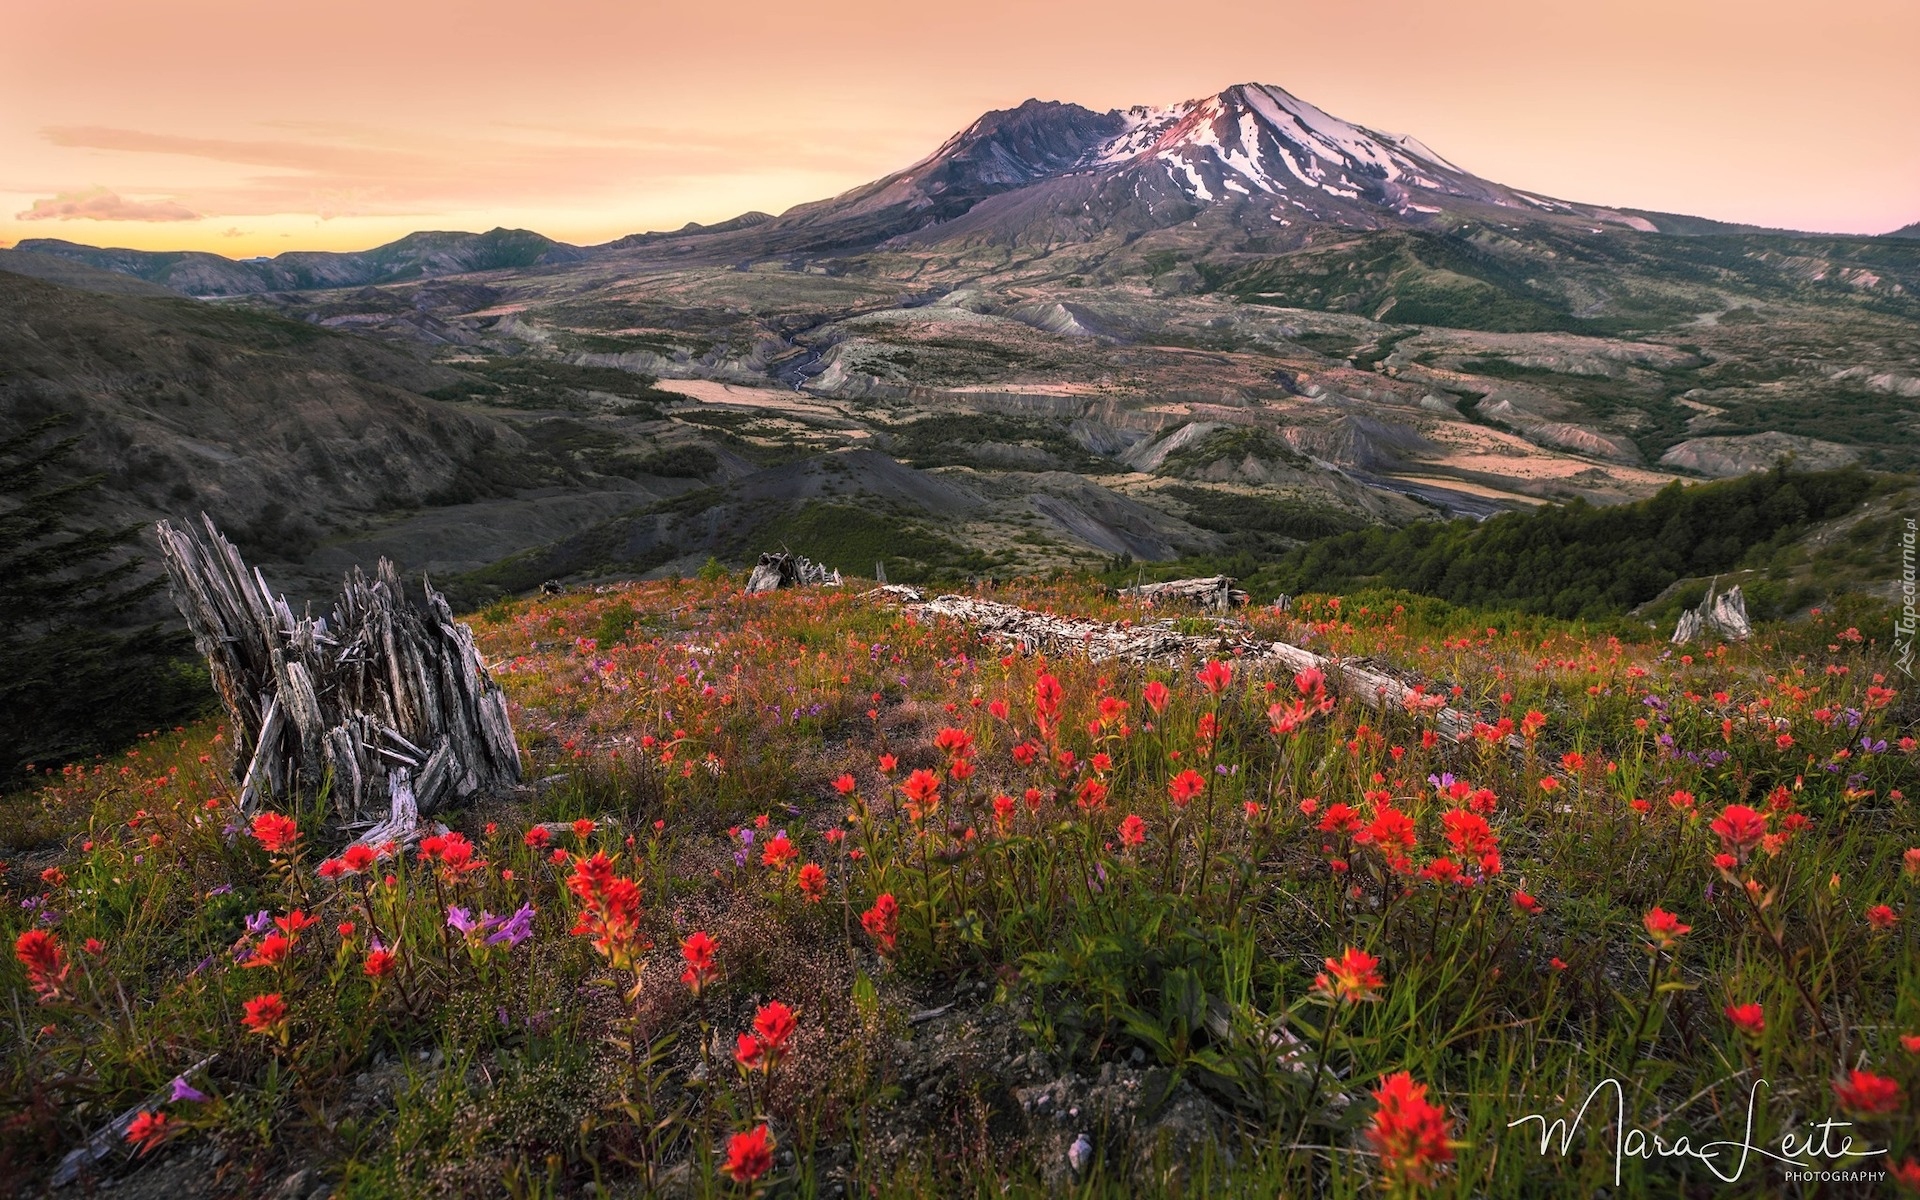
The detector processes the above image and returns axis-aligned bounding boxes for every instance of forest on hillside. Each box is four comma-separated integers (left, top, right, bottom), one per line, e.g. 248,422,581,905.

1226,465,1883,620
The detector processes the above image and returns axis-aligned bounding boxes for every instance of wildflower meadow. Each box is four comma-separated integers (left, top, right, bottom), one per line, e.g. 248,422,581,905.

3,577,1916,1197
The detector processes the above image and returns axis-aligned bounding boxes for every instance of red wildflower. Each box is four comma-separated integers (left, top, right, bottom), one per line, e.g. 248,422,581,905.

761,833,798,871
1725,1002,1765,1037
1075,778,1109,813
861,893,899,955
1295,666,1326,698
722,1124,775,1184
735,1002,797,1077
1709,804,1767,862
1832,1069,1902,1115
832,773,857,795
1359,807,1417,854
680,931,718,995
1867,904,1899,931
991,793,1016,831
753,1001,798,1055
1513,891,1541,915
933,726,975,759
566,852,649,969
735,1034,765,1074
524,826,551,848
796,862,827,902
1441,809,1497,858
1643,906,1691,951
241,992,288,1038
364,947,396,979
1034,673,1064,735
1314,946,1384,1003
1097,695,1129,726
125,1111,169,1155
1520,710,1547,740
1366,1072,1455,1188
901,769,942,821
1168,768,1206,807
1143,680,1170,714
243,933,291,970
1196,659,1233,696
1118,814,1146,848
249,811,298,855
14,930,68,1002
1318,802,1363,834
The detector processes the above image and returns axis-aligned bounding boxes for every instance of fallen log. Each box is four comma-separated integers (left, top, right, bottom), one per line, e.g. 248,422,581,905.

1116,575,1249,612
894,592,1508,746
157,516,522,837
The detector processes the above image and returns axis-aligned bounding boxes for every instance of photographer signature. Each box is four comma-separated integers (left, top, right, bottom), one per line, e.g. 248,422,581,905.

1507,1078,1886,1185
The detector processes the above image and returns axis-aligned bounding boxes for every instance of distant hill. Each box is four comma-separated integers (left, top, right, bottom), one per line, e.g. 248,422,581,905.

12,227,587,297
0,248,182,297
0,267,532,563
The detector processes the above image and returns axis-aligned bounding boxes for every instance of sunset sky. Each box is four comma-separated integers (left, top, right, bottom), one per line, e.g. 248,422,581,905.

4,0,1916,257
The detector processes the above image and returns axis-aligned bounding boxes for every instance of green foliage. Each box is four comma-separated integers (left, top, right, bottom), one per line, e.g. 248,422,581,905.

1153,428,1312,478
428,355,676,413
0,418,210,788
752,501,998,583
625,444,719,479
1257,465,1875,618
1156,486,1366,557
887,413,1124,475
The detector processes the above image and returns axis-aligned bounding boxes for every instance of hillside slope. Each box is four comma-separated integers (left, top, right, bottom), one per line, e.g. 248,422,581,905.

0,269,531,564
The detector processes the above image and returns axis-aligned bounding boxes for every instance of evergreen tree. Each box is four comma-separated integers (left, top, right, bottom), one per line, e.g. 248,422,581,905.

0,417,208,788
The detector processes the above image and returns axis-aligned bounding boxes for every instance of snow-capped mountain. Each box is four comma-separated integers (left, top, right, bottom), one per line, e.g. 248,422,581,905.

626,82,1668,257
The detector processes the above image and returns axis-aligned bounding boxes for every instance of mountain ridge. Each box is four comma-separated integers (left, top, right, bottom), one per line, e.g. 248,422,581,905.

15,81,1891,296
14,227,587,297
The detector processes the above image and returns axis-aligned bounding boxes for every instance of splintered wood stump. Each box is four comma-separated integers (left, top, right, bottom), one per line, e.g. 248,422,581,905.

745,551,841,593
157,516,522,839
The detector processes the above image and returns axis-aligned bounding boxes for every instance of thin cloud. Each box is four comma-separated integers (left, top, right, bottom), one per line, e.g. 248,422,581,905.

31,122,918,221
16,187,200,222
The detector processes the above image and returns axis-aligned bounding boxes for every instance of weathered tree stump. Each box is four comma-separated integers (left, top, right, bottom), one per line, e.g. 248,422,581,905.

1672,579,1752,645
745,551,841,593
156,516,522,840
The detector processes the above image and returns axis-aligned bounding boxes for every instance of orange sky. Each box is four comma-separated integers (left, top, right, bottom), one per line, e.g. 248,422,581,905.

3,0,1916,257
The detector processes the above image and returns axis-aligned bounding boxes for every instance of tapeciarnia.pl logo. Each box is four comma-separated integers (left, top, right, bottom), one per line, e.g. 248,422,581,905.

1896,517,1915,678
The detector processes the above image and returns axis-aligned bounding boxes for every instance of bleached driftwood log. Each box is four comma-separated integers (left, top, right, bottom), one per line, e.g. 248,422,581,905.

156,516,522,838
1672,579,1752,645
746,551,841,593
1116,575,1250,612
896,592,1506,746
